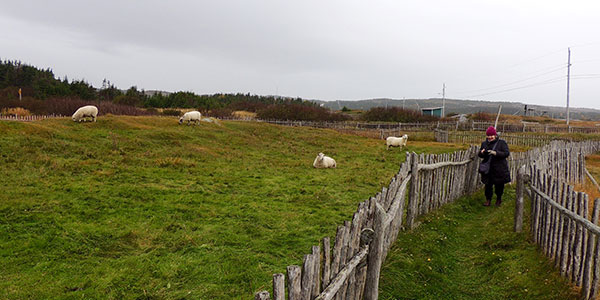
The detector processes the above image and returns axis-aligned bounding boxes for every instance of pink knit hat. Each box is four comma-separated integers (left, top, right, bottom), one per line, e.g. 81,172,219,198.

486,126,497,136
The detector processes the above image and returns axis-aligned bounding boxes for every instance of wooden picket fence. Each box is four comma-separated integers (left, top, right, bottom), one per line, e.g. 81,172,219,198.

0,114,65,121
513,140,600,300
233,119,600,135
434,130,557,147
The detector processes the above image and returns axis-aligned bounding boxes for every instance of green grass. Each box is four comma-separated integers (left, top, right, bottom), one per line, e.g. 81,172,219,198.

379,188,579,300
0,116,464,299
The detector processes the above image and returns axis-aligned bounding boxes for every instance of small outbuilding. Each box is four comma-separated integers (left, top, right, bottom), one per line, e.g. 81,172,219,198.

421,107,443,118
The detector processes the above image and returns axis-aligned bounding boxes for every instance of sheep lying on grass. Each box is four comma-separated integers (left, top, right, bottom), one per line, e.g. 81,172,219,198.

313,153,336,168
72,105,98,122
386,134,408,150
179,111,202,125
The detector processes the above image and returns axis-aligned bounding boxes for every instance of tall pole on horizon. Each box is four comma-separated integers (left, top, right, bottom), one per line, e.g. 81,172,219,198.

442,83,446,118
566,48,571,125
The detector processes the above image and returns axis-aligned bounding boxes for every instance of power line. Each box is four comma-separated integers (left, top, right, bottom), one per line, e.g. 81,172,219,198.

464,76,566,98
454,64,567,95
507,48,567,68
571,74,600,77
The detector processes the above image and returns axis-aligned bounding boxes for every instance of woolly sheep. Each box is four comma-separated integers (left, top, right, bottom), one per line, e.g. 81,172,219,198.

72,105,98,122
386,134,408,150
313,152,336,168
179,111,202,125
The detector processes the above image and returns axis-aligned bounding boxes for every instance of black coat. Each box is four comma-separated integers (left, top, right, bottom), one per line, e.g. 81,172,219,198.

478,138,511,184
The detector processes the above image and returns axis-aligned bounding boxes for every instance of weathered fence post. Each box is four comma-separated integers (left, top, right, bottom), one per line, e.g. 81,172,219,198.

364,204,386,300
515,165,527,232
407,152,420,230
582,199,600,299
287,265,302,300
255,291,270,300
273,273,285,300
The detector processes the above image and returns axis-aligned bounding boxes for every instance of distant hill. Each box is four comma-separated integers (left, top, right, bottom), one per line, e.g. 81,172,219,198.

312,98,600,121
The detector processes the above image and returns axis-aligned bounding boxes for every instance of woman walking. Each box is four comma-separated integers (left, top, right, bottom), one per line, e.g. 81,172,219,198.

478,126,511,206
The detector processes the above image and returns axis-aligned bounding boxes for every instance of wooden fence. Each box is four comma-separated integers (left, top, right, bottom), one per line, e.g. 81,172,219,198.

512,141,600,299
255,146,486,299
434,130,565,147
240,119,600,135
0,114,65,121
4,115,600,135
258,139,600,300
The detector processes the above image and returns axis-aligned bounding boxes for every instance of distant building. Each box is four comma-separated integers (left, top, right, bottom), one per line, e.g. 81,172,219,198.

421,107,443,118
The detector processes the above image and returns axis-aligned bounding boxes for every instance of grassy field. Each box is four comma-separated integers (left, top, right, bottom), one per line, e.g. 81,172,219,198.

0,116,466,299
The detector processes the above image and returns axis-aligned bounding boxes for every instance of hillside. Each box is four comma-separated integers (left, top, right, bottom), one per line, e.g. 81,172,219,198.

0,116,465,299
314,98,600,121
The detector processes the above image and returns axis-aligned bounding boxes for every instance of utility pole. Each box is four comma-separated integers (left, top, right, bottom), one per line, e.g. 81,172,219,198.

494,105,502,129
566,48,571,125
442,83,446,117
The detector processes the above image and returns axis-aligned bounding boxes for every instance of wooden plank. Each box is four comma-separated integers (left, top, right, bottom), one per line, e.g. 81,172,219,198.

549,178,559,260
573,192,584,284
287,265,302,300
514,165,526,232
330,226,346,282
301,254,315,300
417,158,473,170
407,152,420,229
273,273,285,300
336,221,351,300
555,181,566,269
255,291,270,300
582,199,599,300
568,190,577,279
364,203,386,300
322,237,331,290
591,199,600,300
352,207,370,300
312,246,321,298
383,174,411,256
314,246,369,300
343,210,363,300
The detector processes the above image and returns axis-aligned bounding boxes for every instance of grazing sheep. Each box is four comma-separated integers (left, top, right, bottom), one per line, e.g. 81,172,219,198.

72,105,98,122
386,134,408,150
179,111,202,125
313,152,336,168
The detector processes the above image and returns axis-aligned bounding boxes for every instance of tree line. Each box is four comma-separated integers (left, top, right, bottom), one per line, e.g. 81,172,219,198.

0,59,440,122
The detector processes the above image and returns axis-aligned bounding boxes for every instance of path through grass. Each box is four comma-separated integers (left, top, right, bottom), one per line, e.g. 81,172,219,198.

379,188,579,300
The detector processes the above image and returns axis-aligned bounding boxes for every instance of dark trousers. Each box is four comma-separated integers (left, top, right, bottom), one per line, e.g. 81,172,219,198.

485,183,505,201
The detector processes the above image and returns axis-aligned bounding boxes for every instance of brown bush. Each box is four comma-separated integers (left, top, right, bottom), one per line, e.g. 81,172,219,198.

361,107,438,122
256,103,350,121
1,107,31,116
0,97,157,116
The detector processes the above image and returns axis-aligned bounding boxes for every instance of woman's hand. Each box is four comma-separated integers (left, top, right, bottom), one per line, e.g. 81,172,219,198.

487,150,497,156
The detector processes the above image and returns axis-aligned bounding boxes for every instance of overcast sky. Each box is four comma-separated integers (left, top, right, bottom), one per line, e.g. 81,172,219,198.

2,0,599,109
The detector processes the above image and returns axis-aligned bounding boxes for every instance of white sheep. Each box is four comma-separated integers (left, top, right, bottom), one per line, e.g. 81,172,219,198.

313,152,337,168
386,134,408,150
72,105,98,122
179,111,202,125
